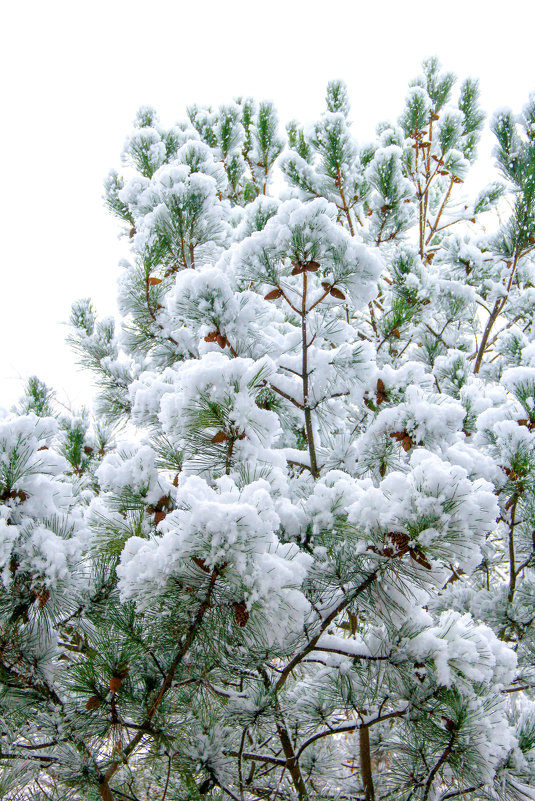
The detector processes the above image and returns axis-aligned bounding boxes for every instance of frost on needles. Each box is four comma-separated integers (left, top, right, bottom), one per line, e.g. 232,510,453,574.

3,57,535,801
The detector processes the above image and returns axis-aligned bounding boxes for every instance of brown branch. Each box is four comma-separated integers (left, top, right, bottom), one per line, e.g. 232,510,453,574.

422,119,433,232
508,499,518,603
308,287,334,312
425,177,454,248
302,270,319,478
336,168,355,236
309,390,350,410
474,251,521,374
0,653,64,709
368,302,378,337
269,383,304,410
162,753,172,801
101,568,220,796
275,570,379,694
225,437,235,476
237,728,248,801
360,725,375,801
286,459,315,475
280,289,302,315
439,785,484,800
514,551,535,579
228,751,287,767
473,299,501,374
219,783,242,801
257,668,309,800
276,721,309,800
0,751,57,763
294,707,407,765
313,646,391,661
422,730,456,801
502,684,535,694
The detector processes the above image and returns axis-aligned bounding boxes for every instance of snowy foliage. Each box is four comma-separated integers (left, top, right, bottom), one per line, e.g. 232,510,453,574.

3,59,535,801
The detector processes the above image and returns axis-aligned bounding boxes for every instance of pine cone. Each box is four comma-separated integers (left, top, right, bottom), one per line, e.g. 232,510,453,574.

233,601,249,628
86,695,102,711
388,531,410,556
36,588,50,608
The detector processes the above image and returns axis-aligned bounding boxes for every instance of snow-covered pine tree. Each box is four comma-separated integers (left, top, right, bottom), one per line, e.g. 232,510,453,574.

2,58,535,801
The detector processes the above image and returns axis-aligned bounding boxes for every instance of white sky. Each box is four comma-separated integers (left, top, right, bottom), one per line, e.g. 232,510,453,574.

2,0,535,411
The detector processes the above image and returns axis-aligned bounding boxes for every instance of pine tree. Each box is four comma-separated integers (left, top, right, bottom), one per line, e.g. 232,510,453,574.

2,59,535,801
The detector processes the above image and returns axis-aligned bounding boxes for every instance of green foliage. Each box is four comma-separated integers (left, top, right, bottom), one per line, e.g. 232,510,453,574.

18,376,55,418
459,78,485,161
287,120,312,161
103,169,135,228
421,56,456,113
326,79,350,116
400,85,431,137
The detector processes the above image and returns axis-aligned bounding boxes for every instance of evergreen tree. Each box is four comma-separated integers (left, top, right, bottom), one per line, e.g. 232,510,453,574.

2,59,535,801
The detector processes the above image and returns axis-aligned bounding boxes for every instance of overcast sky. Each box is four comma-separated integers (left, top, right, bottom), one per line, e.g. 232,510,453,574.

2,0,535,410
